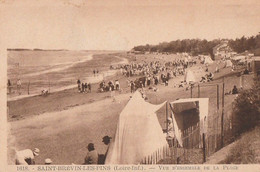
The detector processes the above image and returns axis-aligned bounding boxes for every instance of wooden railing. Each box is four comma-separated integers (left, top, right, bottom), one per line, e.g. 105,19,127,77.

140,144,170,164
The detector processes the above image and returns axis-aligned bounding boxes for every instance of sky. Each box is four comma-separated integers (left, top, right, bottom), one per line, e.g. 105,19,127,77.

0,0,260,50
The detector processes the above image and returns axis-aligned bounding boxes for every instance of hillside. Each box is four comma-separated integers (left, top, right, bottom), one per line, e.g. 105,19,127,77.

205,125,260,164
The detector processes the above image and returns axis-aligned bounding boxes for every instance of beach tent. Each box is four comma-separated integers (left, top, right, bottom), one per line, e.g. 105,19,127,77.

232,55,246,61
169,98,209,147
105,91,167,164
203,56,214,64
184,70,196,83
184,57,189,64
225,60,233,68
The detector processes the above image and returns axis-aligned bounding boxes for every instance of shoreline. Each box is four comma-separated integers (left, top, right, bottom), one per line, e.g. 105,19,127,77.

23,54,94,77
7,54,129,102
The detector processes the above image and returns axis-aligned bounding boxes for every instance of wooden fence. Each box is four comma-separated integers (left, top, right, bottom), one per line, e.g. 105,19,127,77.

140,121,203,164
140,144,170,164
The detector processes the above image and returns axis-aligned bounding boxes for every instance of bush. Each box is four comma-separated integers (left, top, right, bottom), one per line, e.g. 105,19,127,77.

222,126,260,164
232,76,260,135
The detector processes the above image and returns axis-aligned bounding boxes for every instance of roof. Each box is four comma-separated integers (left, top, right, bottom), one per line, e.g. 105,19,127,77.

252,56,260,61
170,98,209,121
171,98,209,103
232,56,246,61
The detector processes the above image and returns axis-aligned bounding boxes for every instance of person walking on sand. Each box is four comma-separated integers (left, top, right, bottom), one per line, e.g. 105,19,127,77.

88,83,91,93
77,79,81,92
7,79,12,94
17,79,21,95
93,69,96,77
84,143,98,165
115,80,120,90
81,82,85,93
15,148,40,165
84,82,88,93
130,81,135,93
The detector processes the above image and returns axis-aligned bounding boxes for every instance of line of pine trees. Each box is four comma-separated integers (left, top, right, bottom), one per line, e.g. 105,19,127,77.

133,39,221,57
132,33,260,57
228,33,260,54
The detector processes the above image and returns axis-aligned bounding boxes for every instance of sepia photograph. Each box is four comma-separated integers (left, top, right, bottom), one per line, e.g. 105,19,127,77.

1,0,260,171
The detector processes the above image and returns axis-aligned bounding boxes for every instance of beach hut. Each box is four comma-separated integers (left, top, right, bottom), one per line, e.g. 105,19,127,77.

169,98,209,148
184,70,196,83
105,91,167,164
251,56,260,76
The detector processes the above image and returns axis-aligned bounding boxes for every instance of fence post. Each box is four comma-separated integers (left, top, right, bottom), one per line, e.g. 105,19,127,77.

162,146,166,159
198,84,200,98
28,81,30,95
217,84,219,110
240,75,243,88
166,102,168,132
49,80,51,93
173,138,177,164
221,80,225,148
202,133,206,163
190,86,193,98
215,115,218,151
155,150,158,164
191,126,193,148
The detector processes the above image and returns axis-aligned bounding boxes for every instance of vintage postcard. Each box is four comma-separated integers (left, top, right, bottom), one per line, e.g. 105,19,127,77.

0,0,260,172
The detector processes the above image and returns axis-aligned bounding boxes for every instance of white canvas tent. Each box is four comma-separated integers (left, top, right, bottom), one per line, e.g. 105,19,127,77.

225,60,233,68
105,91,167,164
184,69,196,83
203,56,214,64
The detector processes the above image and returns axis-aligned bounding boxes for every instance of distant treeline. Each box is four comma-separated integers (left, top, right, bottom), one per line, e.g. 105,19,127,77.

132,33,260,57
132,39,221,58
7,48,31,51
7,48,68,51
228,33,260,54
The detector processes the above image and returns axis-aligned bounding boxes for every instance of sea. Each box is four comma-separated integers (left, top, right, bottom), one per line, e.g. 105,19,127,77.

7,50,127,101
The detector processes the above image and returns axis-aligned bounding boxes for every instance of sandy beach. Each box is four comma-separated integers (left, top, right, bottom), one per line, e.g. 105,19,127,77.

7,52,254,164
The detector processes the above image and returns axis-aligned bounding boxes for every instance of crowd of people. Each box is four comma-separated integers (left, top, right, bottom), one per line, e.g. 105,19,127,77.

98,80,121,92
118,58,189,78
7,79,21,95
77,79,91,93
112,58,194,92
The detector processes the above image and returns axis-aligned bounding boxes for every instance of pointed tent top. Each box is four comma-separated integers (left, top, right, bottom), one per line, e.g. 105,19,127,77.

129,91,166,113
